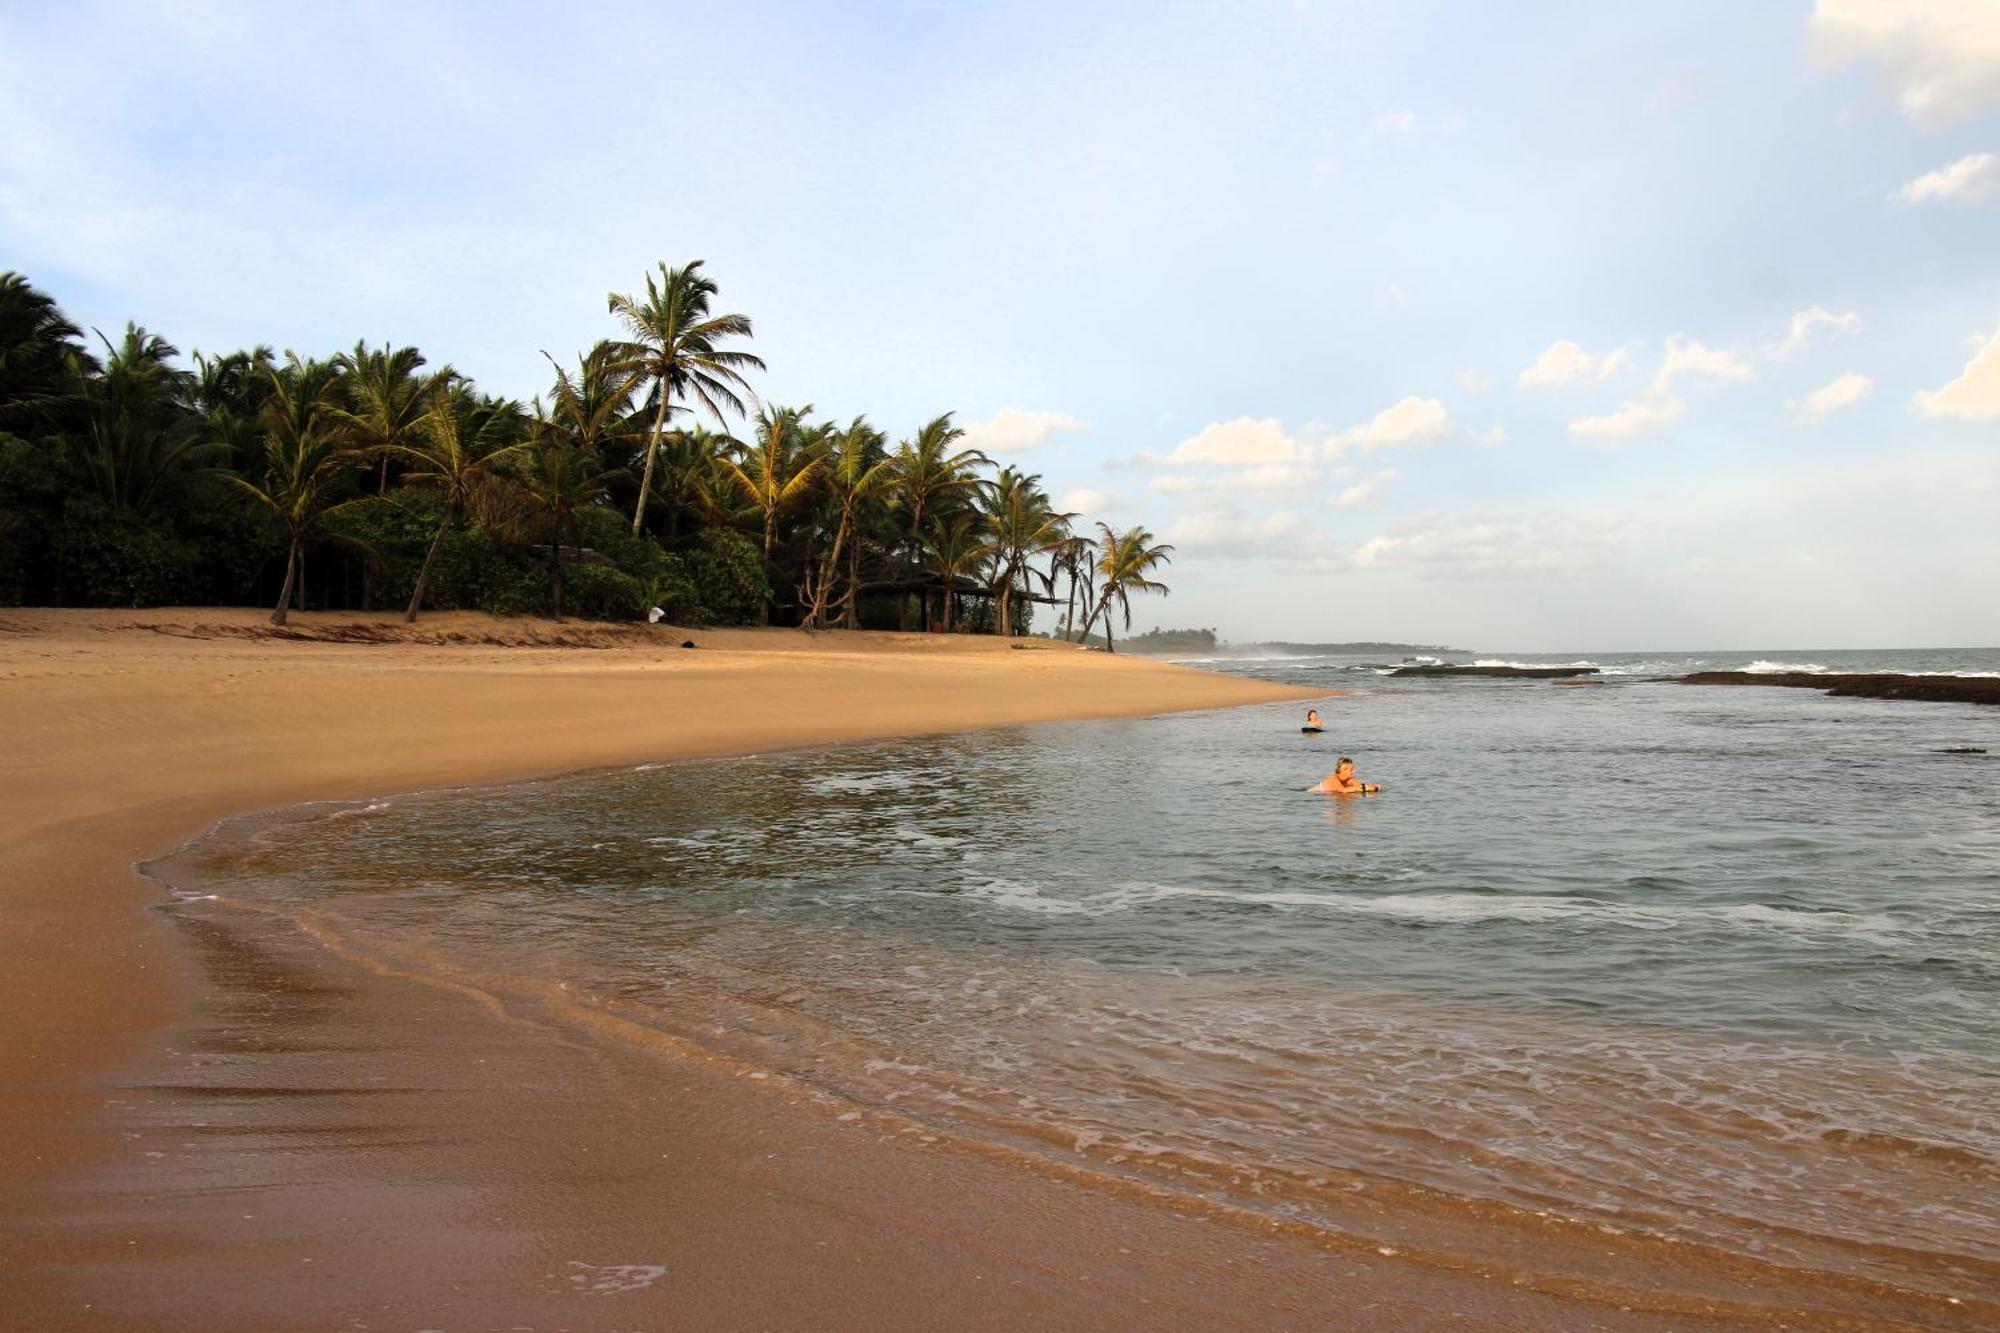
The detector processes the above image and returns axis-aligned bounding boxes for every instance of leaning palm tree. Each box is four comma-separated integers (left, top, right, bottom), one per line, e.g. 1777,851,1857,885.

804,416,892,628
606,260,765,533
393,384,527,621
227,357,364,626
1078,522,1174,652
513,419,612,621
717,405,827,624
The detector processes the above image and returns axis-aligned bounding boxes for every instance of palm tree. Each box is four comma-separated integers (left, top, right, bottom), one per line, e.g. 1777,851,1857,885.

644,422,737,542
1047,532,1096,642
0,271,87,437
543,340,644,465
393,384,526,621
193,346,277,475
333,342,442,495
891,413,989,629
982,467,1072,636
227,357,364,625
717,405,827,624
805,416,892,628
67,324,212,514
923,513,995,632
607,260,764,534
1078,523,1174,652
513,419,612,621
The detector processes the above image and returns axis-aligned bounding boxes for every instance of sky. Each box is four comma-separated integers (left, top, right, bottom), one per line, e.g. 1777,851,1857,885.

2,0,1996,650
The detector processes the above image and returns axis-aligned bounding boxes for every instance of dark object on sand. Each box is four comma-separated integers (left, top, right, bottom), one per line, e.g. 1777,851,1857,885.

1936,746,1988,754
1392,665,1600,679
681,640,698,649
1678,672,2000,706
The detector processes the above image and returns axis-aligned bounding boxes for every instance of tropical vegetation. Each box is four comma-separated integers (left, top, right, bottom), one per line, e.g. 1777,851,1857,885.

0,265,1169,645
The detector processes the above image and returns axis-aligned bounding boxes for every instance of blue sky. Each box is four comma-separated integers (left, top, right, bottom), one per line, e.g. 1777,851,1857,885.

3,1,1996,649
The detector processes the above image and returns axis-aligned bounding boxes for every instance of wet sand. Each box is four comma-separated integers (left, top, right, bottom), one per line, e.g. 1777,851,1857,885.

0,609,1965,1329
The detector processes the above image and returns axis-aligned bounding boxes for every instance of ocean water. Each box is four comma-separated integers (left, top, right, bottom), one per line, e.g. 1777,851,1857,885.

150,647,2000,1311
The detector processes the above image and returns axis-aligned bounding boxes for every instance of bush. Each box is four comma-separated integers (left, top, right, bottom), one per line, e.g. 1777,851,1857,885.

562,563,650,620
683,527,768,625
50,499,199,606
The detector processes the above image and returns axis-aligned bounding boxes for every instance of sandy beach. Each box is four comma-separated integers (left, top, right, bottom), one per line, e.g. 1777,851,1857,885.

0,609,1968,1331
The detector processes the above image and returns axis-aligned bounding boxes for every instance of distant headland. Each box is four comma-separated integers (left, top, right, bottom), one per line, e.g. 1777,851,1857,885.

1117,627,1466,657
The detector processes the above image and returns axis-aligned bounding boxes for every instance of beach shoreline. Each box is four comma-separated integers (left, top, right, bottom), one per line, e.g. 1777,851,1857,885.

2,609,1981,1330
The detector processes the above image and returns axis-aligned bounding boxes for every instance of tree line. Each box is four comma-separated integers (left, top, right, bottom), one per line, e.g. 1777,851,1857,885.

0,263,1175,645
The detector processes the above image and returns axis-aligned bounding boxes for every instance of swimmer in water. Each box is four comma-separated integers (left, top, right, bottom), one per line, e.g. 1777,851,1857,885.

1310,756,1379,795
1302,709,1323,733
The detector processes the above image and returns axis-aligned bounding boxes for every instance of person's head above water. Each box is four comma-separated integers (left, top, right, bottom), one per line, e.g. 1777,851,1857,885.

1335,756,1353,774
1306,709,1321,725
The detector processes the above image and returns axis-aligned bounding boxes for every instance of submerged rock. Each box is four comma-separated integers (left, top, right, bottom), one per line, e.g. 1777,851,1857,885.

1679,672,2000,706
1391,665,1600,679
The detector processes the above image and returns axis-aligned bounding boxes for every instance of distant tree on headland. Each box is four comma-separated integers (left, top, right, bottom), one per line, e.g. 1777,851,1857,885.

0,265,1175,634
1119,627,1218,654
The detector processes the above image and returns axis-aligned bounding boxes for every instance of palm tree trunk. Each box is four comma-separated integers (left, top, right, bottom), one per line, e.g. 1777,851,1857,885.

271,539,299,627
760,509,776,626
405,500,454,623
630,390,671,534
809,512,849,629
1103,615,1115,653
549,523,564,621
843,538,863,629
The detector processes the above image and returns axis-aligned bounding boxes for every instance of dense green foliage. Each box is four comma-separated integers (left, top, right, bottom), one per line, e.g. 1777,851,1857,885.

1119,627,1219,654
0,264,1170,639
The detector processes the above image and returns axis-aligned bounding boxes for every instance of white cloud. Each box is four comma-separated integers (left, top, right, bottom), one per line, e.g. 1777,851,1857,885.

1518,340,1632,387
1227,463,1323,494
1914,327,2000,419
1328,469,1398,510
1546,335,1749,442
1655,335,1754,390
1773,306,1864,357
961,407,1086,455
1165,510,1321,560
1458,369,1494,393
1569,390,1685,441
1165,417,1305,465
1893,151,2000,205
1058,488,1117,515
1326,396,1452,454
1808,0,2000,128
1799,372,1874,418
1148,474,1200,495
1348,510,1622,580
1472,426,1508,447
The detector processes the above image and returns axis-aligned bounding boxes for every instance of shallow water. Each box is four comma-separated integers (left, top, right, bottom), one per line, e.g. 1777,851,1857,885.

152,648,2000,1308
